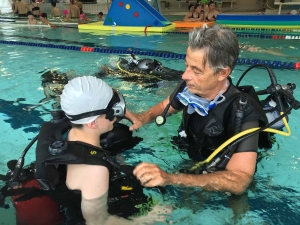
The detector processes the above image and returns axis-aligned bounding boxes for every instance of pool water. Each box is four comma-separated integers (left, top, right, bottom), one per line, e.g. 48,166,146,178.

0,22,300,225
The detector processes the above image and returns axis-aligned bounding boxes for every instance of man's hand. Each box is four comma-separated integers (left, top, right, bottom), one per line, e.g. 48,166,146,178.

125,110,143,131
133,162,170,187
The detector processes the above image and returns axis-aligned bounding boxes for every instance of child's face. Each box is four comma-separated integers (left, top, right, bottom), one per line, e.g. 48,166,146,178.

28,15,34,20
216,4,222,11
98,14,102,19
40,16,46,22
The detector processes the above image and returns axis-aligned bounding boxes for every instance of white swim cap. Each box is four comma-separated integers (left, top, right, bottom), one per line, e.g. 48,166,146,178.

290,10,297,15
60,76,113,124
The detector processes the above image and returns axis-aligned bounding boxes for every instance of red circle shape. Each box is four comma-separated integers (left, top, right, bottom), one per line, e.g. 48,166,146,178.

134,12,139,17
119,2,123,7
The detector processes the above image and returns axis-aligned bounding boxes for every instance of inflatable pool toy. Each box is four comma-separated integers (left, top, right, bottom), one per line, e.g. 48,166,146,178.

78,0,175,33
172,21,215,28
217,14,300,29
78,21,175,32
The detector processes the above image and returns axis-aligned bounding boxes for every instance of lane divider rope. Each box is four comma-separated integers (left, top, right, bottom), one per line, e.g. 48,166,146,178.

0,40,299,69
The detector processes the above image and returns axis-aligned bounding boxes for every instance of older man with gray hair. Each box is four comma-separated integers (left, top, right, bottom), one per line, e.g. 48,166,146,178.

129,25,269,196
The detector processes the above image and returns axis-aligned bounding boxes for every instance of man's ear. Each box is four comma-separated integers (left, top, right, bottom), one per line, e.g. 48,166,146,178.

218,67,231,81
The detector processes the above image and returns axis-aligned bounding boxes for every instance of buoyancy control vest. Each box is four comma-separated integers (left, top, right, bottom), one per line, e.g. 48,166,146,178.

34,118,151,219
180,83,272,161
0,118,149,223
35,119,119,190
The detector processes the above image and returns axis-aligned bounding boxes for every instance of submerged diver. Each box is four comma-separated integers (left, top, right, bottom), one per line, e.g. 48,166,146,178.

96,54,183,85
39,69,71,109
129,25,298,195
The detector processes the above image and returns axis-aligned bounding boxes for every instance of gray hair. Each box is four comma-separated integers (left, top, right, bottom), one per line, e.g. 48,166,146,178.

188,25,239,74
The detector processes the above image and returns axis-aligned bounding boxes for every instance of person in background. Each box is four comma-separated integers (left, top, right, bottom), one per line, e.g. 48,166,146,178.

204,0,220,21
27,11,37,24
11,0,17,13
63,11,71,22
75,0,83,14
28,0,40,17
40,13,53,26
289,10,299,15
68,0,80,18
13,0,28,17
183,4,194,21
78,13,90,23
183,3,203,22
97,11,104,20
216,1,222,13
129,25,269,196
51,2,61,17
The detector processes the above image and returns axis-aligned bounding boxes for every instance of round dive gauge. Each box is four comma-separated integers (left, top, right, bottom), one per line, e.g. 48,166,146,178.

155,115,166,126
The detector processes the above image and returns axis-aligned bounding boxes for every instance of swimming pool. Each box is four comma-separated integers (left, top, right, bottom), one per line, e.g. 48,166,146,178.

0,21,300,225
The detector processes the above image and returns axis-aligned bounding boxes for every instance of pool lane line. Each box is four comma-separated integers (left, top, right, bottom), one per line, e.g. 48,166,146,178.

0,34,176,55
235,33,300,39
0,40,299,70
232,27,300,33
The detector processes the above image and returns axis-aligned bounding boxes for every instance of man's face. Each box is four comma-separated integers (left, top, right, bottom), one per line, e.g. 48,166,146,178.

182,47,221,99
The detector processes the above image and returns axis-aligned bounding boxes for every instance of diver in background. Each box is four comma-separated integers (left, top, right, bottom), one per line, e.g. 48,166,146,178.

129,25,269,195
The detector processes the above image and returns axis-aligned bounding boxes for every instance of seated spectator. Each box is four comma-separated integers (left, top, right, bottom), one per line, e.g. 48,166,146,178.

68,0,80,18
51,2,61,17
29,0,41,18
183,3,203,22
27,11,37,24
40,13,53,26
216,1,222,13
13,0,28,17
97,11,104,20
204,1,220,21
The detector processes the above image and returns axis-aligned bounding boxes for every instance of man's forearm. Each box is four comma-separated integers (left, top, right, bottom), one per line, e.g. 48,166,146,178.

132,101,167,125
167,170,253,195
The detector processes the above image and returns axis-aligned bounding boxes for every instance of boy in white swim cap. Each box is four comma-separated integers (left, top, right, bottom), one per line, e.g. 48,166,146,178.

60,76,137,225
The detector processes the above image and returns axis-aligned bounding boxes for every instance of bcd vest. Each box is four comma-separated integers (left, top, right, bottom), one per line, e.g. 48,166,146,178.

180,84,272,161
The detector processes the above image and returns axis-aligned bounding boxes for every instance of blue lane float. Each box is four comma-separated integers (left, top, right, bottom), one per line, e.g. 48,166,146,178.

0,40,299,70
217,14,300,29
